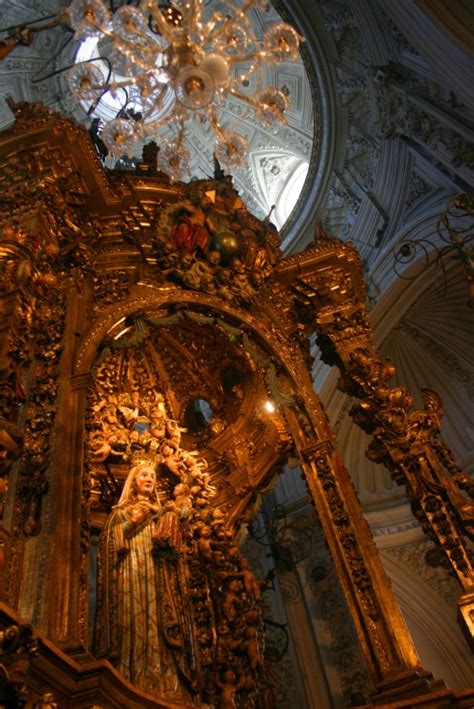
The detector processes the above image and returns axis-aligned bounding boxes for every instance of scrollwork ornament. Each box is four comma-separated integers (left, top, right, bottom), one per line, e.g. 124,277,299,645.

334,344,474,592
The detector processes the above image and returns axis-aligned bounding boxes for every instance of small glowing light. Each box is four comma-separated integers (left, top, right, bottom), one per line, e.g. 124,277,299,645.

114,326,132,340
107,316,126,334
264,400,275,413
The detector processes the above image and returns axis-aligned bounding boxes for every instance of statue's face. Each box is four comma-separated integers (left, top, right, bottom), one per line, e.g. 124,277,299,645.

135,466,156,497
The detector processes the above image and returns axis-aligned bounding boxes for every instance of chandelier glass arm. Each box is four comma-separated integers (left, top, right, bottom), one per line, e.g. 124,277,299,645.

206,0,258,44
140,108,188,136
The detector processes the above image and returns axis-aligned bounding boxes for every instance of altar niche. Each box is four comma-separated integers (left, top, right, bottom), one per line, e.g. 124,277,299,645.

83,312,283,707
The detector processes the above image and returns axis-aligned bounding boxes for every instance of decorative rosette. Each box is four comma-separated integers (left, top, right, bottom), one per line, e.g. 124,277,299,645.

67,63,104,101
175,66,215,109
263,23,301,62
66,0,111,38
100,118,140,156
214,131,249,167
254,87,288,126
157,142,192,181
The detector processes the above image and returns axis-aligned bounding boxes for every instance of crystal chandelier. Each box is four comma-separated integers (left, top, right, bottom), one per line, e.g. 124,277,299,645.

66,0,302,179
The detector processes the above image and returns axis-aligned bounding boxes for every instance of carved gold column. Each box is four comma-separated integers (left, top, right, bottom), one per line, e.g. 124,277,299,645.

0,286,26,484
0,238,37,601
37,283,93,649
0,285,24,594
281,382,445,703
263,237,471,704
0,106,102,636
291,239,474,650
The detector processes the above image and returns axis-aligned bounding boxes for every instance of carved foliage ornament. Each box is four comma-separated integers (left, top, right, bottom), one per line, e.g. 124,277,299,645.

341,347,473,588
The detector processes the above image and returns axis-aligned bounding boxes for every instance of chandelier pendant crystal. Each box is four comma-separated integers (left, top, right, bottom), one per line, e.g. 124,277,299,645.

65,0,302,178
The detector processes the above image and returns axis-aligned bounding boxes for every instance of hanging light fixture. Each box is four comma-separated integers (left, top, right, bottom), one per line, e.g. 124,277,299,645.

392,192,474,307
65,0,302,179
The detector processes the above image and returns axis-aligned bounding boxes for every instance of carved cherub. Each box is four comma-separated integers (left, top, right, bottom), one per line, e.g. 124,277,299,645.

166,482,193,518
229,258,256,300
219,622,244,652
243,626,263,671
182,453,201,476
216,669,246,709
160,441,184,477
90,430,127,462
223,579,242,622
150,409,166,439
182,259,214,290
197,525,214,561
117,399,139,424
210,508,226,530
239,558,261,603
191,458,211,486
214,526,229,543
166,418,183,447
33,692,58,709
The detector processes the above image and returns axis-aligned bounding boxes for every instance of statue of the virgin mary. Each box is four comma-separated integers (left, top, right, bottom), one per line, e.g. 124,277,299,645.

91,390,266,707
92,454,198,703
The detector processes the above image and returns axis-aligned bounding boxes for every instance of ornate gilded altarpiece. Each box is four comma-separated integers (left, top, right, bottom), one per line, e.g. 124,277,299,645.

0,104,472,708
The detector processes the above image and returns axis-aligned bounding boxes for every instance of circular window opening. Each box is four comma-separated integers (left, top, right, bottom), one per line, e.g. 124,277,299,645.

183,398,213,433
